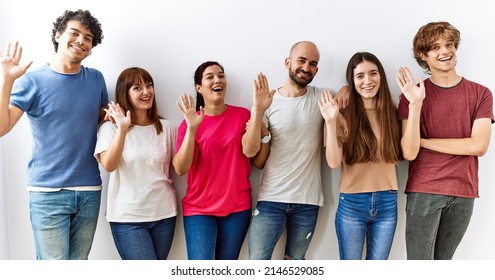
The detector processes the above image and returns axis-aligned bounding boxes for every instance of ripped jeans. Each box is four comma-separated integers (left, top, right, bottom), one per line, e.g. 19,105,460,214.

248,201,319,260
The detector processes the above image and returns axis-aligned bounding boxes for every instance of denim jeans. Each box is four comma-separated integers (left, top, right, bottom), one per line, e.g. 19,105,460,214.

248,201,319,260
335,191,397,260
405,192,474,260
110,216,176,260
29,189,101,260
183,209,251,260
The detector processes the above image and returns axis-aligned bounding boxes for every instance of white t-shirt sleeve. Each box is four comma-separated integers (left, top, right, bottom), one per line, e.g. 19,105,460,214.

94,121,117,159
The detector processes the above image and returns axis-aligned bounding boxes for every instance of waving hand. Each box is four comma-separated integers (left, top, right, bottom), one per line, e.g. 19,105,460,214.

318,89,339,122
104,101,131,130
0,42,33,81
396,67,425,104
176,93,204,129
252,73,275,112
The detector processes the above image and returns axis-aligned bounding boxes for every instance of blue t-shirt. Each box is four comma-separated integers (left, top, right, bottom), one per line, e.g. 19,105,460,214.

10,65,109,188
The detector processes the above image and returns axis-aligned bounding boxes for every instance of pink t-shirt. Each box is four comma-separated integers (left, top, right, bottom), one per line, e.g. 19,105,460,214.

398,78,494,198
175,105,252,216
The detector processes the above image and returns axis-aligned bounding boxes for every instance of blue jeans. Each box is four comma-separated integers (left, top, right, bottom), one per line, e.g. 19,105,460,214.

29,189,101,260
183,209,251,260
110,216,176,260
248,201,320,260
335,191,397,260
405,192,474,260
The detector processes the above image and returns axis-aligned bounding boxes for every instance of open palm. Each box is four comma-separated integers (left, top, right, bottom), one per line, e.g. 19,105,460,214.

318,89,339,122
396,67,425,104
0,42,32,80
253,72,275,112
104,101,131,129
177,93,204,128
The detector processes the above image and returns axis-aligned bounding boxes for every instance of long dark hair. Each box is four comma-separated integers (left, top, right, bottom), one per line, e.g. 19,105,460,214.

342,52,401,164
115,67,163,134
193,61,224,111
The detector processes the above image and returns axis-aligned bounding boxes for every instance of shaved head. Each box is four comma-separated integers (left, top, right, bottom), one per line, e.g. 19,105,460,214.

285,41,320,88
289,41,319,59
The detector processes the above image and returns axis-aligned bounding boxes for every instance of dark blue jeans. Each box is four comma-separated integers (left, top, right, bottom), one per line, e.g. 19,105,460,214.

110,216,176,260
183,209,251,260
335,191,397,260
405,192,474,260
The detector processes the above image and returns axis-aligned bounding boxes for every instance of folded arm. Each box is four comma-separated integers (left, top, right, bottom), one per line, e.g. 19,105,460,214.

421,118,492,156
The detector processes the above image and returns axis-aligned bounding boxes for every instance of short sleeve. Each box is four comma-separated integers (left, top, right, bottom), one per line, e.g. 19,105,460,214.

397,94,410,120
95,121,117,158
476,87,494,123
175,119,187,154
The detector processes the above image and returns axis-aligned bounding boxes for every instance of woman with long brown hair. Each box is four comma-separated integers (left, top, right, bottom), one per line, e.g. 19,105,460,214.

319,52,401,259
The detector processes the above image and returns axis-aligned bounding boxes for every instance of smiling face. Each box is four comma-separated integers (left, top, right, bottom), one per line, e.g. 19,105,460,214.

421,36,457,74
196,65,227,105
286,42,319,88
353,60,381,103
54,20,94,64
128,79,154,113
412,21,460,73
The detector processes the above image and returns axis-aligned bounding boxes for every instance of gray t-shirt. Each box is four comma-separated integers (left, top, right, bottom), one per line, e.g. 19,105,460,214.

259,86,324,206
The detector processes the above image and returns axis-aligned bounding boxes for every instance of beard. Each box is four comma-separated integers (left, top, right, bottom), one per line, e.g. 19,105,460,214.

289,69,314,88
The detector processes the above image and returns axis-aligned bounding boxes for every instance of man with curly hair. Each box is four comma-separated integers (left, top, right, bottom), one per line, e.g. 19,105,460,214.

397,21,494,259
0,9,109,259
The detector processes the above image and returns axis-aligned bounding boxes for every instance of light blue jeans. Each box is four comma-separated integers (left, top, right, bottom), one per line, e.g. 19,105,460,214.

405,192,474,260
183,209,251,260
335,191,397,260
110,216,176,260
29,189,101,260
248,201,320,260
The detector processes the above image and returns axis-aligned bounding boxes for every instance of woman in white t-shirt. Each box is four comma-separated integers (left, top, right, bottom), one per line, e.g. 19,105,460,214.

95,67,177,260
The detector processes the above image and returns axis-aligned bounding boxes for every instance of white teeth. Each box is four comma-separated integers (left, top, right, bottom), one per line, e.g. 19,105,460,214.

71,45,83,51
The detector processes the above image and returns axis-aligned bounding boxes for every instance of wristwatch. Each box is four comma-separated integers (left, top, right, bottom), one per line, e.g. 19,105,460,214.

261,132,271,144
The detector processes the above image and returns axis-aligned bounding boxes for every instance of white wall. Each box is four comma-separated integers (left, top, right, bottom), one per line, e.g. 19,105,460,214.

0,0,494,260
0,143,8,260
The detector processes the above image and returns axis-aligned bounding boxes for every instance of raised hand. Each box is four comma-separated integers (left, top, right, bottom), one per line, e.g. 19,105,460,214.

252,72,275,112
176,93,204,128
396,67,425,104
104,101,131,130
0,42,33,81
318,89,339,122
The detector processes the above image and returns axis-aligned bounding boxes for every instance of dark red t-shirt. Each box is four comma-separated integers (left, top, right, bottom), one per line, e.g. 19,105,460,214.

398,78,494,198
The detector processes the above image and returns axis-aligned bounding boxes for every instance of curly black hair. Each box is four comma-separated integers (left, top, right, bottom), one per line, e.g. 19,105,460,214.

51,9,103,52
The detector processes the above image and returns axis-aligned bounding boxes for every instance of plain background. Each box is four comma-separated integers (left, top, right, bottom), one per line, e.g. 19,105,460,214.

0,0,494,260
